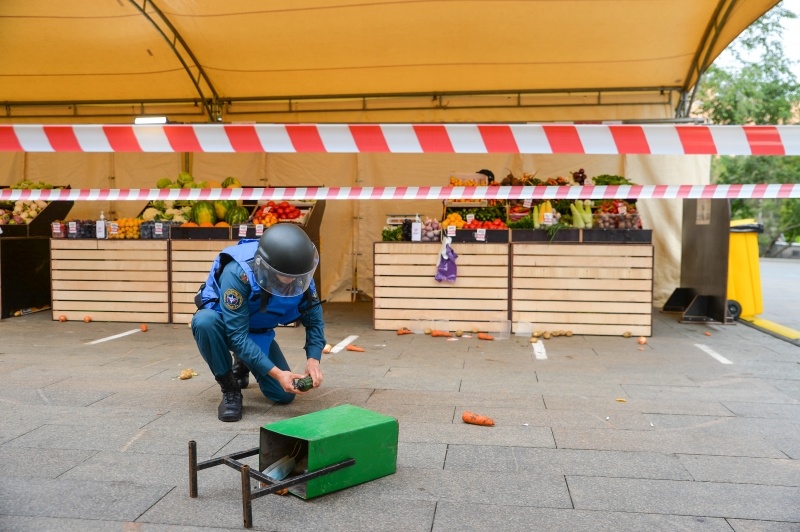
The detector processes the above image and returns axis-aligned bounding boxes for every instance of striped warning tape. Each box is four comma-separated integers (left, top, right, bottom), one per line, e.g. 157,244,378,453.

1,123,799,155
1,184,799,202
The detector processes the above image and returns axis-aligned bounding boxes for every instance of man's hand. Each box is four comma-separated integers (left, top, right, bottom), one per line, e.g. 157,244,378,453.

269,367,308,395
305,358,323,388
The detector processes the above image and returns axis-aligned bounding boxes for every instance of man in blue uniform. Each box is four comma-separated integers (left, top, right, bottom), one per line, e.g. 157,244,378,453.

192,223,325,422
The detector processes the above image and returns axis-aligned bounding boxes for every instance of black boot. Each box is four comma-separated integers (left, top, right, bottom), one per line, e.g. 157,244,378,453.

232,355,250,389
215,372,243,422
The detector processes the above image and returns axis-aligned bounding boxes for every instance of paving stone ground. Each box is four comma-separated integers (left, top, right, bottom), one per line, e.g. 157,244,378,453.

1,262,799,531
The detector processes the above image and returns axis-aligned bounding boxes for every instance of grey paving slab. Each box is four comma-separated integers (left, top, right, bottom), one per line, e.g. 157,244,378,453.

139,484,437,531
552,426,786,457
567,476,800,522
677,454,800,486
397,442,447,469
366,388,546,409
0,447,97,479
0,515,238,532
543,395,735,417
400,421,555,447
622,378,799,403
431,502,733,532
0,421,42,445
0,387,113,407
0,476,172,521
444,444,692,480
722,400,800,419
455,403,654,430
534,369,699,386
58,450,192,486
344,467,572,508
728,518,800,532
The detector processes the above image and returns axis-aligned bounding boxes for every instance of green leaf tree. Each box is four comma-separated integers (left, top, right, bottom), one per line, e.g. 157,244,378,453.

693,3,800,257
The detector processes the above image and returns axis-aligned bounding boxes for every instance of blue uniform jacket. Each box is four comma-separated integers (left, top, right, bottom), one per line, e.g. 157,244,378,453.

199,240,325,376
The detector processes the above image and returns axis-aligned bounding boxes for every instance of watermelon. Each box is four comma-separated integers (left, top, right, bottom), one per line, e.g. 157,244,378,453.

225,205,250,225
192,201,217,225
222,176,241,188
214,199,237,221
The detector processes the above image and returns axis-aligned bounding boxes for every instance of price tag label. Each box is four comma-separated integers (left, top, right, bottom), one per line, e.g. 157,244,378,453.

543,212,554,225
52,222,61,237
68,221,77,234
475,228,486,241
523,199,532,208
154,222,163,236
238,224,247,237
465,213,475,223
617,204,627,215
255,224,264,236
411,222,422,242
447,225,456,237
109,222,119,235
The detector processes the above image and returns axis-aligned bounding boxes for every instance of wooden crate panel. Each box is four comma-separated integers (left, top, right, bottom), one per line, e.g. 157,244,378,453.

54,300,167,313
171,261,214,272
51,249,167,262
375,297,508,311
373,242,510,331
374,275,507,289
171,271,209,283
172,313,195,325
513,288,651,303
513,254,652,269
511,243,653,337
171,240,232,252
173,302,199,315
375,242,507,255
513,299,652,314
52,270,168,282
52,259,168,272
513,266,652,280
375,264,505,278
374,308,507,322
513,243,653,257
376,286,508,300
375,253,507,266
53,289,168,302
50,240,170,323
52,310,169,323
513,277,652,291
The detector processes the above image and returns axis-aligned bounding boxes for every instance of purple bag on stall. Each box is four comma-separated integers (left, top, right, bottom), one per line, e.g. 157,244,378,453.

435,243,458,283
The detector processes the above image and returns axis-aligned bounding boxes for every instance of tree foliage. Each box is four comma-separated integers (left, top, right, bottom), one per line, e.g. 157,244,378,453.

694,3,800,256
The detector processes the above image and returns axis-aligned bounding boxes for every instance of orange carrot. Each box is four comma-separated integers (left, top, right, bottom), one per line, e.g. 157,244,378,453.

397,328,413,335
462,411,495,426
431,330,453,337
477,333,494,341
346,344,365,352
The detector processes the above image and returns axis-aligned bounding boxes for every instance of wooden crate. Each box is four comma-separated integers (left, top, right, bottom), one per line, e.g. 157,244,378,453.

373,242,509,332
511,243,653,336
170,240,232,324
51,240,169,323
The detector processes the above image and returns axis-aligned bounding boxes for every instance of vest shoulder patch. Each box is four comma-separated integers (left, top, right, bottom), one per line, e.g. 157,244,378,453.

223,288,244,310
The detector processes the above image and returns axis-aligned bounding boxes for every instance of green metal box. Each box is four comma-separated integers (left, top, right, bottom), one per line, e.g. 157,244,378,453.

259,404,398,499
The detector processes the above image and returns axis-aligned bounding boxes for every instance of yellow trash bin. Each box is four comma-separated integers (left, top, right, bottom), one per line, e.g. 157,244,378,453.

727,219,764,319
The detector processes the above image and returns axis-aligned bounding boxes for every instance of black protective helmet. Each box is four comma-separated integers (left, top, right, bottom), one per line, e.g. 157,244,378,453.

253,223,318,296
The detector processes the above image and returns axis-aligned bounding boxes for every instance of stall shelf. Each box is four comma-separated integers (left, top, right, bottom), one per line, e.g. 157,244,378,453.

170,239,231,324
50,239,169,323
511,242,653,336
373,242,510,333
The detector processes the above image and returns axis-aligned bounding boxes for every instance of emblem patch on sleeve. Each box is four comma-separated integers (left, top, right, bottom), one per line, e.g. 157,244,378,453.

223,289,244,310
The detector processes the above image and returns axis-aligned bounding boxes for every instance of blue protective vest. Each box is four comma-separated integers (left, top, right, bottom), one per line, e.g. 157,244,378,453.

196,239,314,330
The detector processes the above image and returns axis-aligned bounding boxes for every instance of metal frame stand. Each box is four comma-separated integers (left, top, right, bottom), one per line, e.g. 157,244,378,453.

188,440,355,529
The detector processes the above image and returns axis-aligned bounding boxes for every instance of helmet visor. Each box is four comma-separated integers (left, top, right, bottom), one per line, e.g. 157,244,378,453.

253,248,319,297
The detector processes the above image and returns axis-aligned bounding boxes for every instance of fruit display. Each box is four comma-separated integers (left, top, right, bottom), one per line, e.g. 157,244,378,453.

593,200,641,229
420,217,442,241
0,200,49,225
107,218,142,239
226,205,251,225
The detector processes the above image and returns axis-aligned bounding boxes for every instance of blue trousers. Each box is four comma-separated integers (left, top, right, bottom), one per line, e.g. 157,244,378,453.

191,309,295,404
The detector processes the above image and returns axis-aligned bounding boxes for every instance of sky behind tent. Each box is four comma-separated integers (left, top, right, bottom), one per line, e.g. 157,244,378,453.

715,0,800,78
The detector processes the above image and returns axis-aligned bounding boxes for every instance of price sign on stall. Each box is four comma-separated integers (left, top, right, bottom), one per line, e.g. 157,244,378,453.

475,228,486,242
238,224,247,237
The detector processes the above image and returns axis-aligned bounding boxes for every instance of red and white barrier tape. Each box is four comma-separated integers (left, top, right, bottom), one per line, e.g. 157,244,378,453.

1,124,799,155
2,184,799,202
